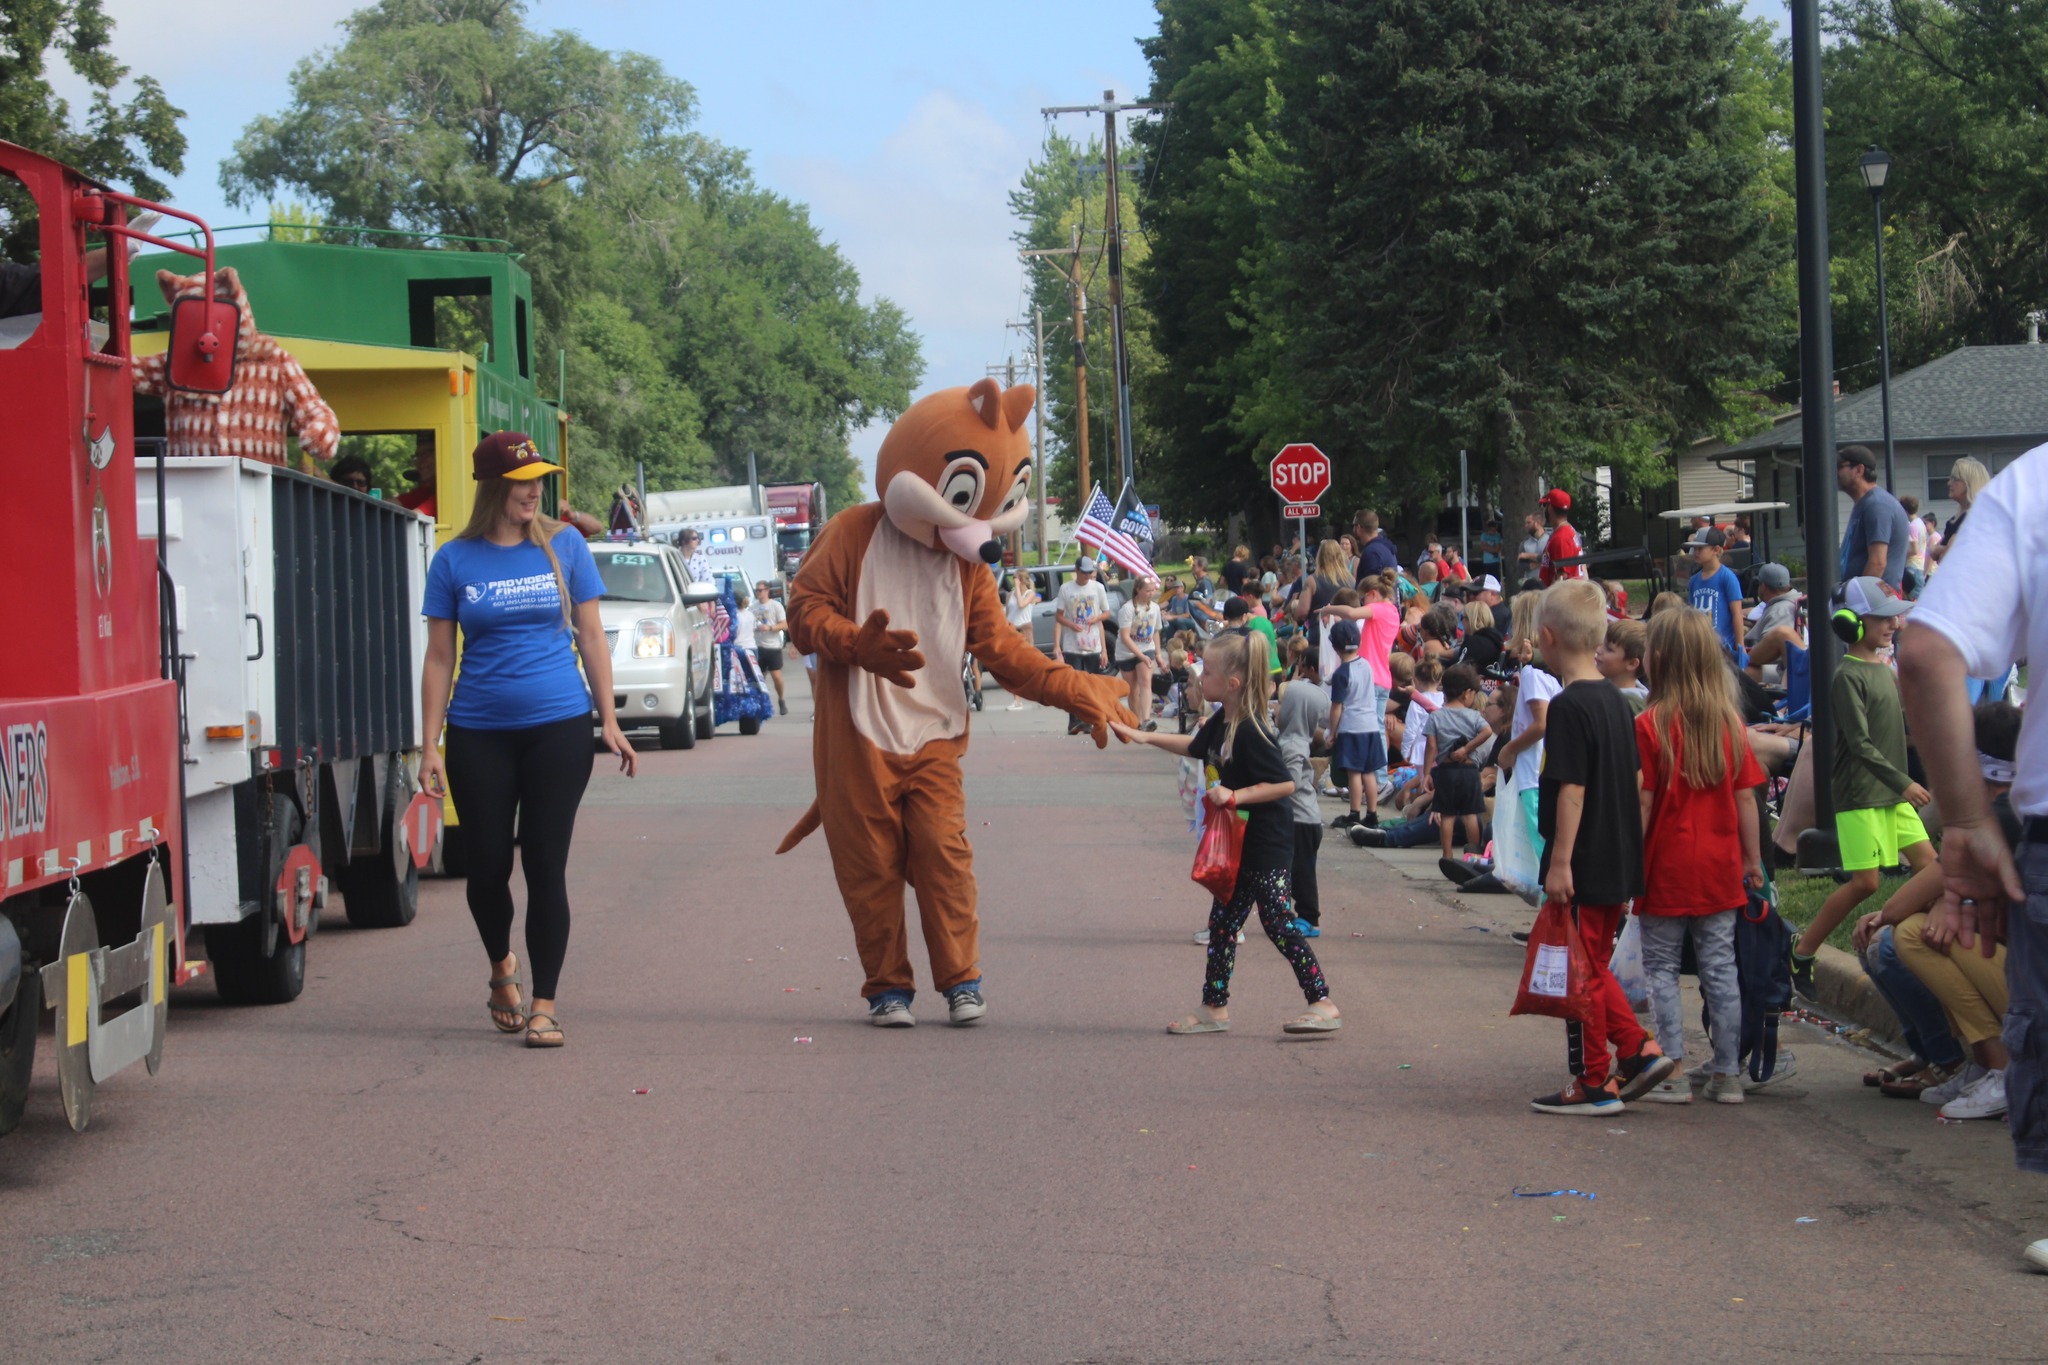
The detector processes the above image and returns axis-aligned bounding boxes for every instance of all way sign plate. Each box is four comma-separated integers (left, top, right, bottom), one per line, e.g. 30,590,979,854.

1282,502,1320,519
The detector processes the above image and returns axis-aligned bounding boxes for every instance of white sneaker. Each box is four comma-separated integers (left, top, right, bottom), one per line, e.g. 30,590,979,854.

1701,1074,1746,1104
1939,1068,2009,1121
1320,784,1346,798
1922,1062,1987,1107
1641,1078,1692,1104
1005,700,1026,711
2025,1238,2048,1273
1191,928,1247,946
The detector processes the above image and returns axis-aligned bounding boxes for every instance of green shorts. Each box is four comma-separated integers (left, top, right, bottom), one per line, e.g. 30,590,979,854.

1834,803,1930,872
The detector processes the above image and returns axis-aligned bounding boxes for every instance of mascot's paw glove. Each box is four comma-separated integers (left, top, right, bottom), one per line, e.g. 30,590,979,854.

1072,675,1140,749
854,609,925,689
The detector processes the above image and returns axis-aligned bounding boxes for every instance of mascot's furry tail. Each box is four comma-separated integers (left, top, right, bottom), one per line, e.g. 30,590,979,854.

776,801,821,854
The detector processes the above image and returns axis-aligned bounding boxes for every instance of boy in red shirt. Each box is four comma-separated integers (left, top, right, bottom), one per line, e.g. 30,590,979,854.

1530,580,1672,1115
1634,608,1768,1104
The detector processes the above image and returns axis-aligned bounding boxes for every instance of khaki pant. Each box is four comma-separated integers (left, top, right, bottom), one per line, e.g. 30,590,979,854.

1895,912,2010,1046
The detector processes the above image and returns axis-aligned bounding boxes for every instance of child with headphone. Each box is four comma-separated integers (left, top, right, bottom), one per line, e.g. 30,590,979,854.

1789,576,1936,999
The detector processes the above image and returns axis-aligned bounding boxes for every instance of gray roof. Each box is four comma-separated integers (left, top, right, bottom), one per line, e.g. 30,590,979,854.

1724,344,2048,456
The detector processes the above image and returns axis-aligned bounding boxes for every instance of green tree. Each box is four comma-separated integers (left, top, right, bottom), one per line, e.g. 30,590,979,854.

1822,0,2048,375
224,0,920,508
1270,0,1788,519
0,0,186,258
1131,0,1299,533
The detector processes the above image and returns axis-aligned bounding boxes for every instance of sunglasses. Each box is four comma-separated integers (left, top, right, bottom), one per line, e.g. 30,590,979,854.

344,476,370,491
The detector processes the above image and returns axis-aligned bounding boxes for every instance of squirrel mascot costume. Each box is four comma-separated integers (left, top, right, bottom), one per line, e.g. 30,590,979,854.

779,379,1133,1027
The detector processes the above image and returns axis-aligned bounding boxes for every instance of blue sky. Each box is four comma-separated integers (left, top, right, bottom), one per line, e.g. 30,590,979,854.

82,0,1787,493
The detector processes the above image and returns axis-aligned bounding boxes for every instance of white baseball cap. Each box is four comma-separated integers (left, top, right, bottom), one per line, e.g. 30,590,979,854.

1480,574,1502,593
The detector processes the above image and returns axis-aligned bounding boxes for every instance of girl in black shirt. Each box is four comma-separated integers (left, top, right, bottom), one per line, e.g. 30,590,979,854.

1113,632,1341,1035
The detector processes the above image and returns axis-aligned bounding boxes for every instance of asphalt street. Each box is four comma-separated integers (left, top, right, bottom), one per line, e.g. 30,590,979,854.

5,667,2045,1363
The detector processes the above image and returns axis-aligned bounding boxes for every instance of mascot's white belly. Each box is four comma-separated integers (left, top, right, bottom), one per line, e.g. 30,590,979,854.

851,518,968,757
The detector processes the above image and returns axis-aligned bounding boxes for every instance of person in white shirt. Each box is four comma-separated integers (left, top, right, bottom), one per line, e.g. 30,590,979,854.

751,579,789,716
1898,442,2048,1274
1055,556,1112,735
1116,576,1164,730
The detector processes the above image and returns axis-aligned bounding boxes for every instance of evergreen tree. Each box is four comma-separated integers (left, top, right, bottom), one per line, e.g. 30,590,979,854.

1273,0,1787,517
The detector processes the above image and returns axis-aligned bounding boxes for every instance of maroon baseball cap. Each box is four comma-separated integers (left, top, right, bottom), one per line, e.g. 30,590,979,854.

471,431,562,482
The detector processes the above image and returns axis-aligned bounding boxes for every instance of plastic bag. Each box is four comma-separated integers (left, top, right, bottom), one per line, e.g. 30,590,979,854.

1190,800,1244,901
1510,900,1593,1022
1611,914,1650,1011
1491,766,1543,905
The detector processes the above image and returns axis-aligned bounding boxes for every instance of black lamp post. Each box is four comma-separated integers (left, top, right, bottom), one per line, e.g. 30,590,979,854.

1859,144,1897,491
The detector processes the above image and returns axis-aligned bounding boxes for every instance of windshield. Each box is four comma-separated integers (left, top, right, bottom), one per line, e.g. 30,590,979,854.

593,550,674,603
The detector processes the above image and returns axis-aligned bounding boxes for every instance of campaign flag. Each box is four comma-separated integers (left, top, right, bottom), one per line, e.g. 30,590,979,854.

1113,484,1156,553
1076,484,1157,582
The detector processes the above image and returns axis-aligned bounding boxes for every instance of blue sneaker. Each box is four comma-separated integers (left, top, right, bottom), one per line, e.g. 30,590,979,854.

1292,918,1321,939
866,991,916,1027
944,978,987,1027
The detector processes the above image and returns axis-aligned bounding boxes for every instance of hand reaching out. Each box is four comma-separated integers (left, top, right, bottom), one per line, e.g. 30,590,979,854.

852,610,924,688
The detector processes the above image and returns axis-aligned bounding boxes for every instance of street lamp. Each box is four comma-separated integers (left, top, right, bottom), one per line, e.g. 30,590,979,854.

1859,144,1897,491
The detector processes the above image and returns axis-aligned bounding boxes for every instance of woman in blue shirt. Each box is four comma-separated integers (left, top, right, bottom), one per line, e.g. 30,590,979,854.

418,432,636,1048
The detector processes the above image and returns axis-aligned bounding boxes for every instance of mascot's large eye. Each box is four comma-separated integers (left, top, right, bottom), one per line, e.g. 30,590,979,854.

937,458,985,513
999,463,1032,515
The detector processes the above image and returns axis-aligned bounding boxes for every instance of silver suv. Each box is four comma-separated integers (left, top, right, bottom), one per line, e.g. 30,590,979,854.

590,539,720,749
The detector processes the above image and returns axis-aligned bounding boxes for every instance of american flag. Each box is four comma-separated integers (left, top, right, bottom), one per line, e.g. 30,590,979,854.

1076,485,1157,582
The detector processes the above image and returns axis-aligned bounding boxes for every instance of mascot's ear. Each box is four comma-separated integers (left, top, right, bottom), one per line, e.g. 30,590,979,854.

215,268,237,302
966,377,1004,431
156,269,181,301
1002,384,1034,434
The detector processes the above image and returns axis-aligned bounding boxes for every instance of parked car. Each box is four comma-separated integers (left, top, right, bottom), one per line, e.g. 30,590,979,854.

589,539,721,749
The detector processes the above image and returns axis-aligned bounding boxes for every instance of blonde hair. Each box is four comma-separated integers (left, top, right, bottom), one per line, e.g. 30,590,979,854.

457,478,572,631
1203,630,1274,755
1414,655,1444,689
1950,456,1991,506
1644,608,1747,789
1649,590,1687,619
1389,651,1416,686
1462,599,1495,632
1314,539,1354,588
1539,580,1608,655
1506,591,1543,650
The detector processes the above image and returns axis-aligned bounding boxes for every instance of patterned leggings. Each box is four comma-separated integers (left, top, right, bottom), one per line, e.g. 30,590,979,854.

1203,867,1330,1008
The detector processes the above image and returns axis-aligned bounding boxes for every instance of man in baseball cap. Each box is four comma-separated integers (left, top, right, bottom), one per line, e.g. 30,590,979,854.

1742,563,1804,683
1537,488,1584,585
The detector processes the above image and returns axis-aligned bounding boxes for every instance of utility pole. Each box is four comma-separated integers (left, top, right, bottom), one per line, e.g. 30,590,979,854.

1005,314,1049,564
1021,227,1094,508
987,356,1024,564
1042,90,1169,501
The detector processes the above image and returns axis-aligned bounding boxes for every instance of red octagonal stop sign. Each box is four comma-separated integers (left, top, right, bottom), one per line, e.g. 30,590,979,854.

1270,443,1331,506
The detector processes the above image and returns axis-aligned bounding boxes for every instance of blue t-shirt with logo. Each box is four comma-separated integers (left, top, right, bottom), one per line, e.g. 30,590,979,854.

1689,564,1744,654
424,528,605,729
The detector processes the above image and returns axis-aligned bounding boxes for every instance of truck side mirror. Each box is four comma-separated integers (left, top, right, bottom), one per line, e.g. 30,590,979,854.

166,295,239,394
681,583,721,607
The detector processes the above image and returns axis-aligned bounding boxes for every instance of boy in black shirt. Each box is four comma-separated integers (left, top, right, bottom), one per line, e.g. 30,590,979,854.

1530,581,1673,1115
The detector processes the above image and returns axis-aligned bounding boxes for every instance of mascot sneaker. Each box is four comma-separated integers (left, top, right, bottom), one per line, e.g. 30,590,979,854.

945,980,988,1027
867,993,916,1027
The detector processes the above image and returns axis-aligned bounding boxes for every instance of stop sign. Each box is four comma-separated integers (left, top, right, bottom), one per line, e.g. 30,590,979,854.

1269,443,1331,505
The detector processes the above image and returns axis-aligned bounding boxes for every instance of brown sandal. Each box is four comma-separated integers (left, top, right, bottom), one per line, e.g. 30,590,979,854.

488,957,525,1033
1864,1059,1927,1088
524,1011,564,1049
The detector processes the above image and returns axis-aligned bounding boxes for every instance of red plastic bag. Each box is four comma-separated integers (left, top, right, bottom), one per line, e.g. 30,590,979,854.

1190,803,1244,901
1509,900,1593,1022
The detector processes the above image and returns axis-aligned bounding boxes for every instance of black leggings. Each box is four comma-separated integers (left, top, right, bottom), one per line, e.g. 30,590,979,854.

444,716,592,999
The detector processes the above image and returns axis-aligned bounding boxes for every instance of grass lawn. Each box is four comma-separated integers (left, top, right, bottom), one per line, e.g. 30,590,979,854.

1771,869,1910,954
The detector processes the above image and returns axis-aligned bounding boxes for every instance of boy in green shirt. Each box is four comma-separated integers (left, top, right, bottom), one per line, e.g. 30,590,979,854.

1791,576,1935,999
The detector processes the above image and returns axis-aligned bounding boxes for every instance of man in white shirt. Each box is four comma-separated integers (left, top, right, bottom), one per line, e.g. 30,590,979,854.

1898,441,2048,1274
1055,556,1112,736
752,579,789,716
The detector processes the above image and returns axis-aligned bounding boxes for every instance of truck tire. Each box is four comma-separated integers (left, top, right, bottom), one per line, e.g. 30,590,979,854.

209,799,308,1005
660,713,695,750
0,970,40,1137
336,765,418,929
739,715,762,736
207,915,306,1005
693,681,716,741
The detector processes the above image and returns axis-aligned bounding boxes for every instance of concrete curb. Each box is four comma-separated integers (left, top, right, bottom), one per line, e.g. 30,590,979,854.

1811,943,1908,1050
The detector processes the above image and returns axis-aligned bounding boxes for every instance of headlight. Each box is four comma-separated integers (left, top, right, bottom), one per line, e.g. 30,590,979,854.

633,618,673,658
